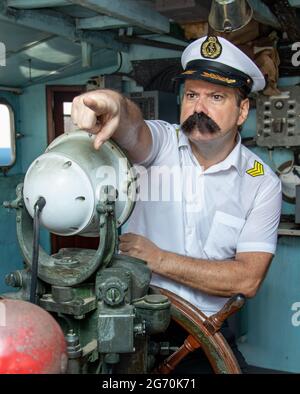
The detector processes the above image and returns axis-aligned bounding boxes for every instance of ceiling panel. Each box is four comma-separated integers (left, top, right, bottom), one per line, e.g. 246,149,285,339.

0,19,50,53
0,45,117,87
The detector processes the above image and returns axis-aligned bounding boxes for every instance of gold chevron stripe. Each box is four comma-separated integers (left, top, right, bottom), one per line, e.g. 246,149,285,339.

247,168,263,176
246,160,264,177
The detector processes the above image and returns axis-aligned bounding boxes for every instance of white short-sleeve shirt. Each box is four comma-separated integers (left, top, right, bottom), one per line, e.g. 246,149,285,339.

126,120,282,316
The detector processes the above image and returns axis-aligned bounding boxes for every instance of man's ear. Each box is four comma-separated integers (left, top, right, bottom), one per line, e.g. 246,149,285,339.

237,98,250,127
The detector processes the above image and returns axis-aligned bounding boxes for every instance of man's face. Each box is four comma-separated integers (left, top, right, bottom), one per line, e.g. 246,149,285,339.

180,79,249,143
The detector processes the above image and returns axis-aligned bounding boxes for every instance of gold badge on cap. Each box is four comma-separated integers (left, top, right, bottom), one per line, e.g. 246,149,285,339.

201,36,222,59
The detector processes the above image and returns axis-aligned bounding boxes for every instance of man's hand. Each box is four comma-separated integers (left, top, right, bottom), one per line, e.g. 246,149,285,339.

71,89,152,163
119,233,163,270
71,90,122,150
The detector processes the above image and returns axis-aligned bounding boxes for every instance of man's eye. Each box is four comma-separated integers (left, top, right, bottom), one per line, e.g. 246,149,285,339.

212,94,224,101
186,93,197,99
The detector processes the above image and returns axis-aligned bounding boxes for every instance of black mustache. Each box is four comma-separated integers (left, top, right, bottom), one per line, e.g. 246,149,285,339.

181,112,221,135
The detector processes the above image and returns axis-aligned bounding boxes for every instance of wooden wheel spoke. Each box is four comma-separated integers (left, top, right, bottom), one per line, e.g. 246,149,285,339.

156,334,201,374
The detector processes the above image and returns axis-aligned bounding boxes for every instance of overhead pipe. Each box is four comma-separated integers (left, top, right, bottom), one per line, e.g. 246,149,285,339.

0,86,22,94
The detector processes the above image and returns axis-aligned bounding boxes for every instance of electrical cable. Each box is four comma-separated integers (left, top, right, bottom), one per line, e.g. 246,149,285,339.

30,196,46,304
105,52,123,75
114,52,123,74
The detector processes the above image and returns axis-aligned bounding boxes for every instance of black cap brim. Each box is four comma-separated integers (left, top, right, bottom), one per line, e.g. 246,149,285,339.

173,60,253,94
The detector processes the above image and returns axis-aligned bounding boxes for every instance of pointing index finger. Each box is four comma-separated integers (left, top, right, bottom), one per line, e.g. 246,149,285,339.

83,96,108,117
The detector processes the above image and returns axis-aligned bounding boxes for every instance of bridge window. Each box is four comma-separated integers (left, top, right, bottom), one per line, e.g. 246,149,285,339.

0,102,15,167
63,102,77,133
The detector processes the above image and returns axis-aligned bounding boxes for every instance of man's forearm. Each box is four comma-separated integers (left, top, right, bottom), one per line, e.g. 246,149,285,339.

153,250,261,298
111,95,152,163
119,234,273,299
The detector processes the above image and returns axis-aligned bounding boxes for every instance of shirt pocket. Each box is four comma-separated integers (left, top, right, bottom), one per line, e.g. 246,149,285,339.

203,211,246,260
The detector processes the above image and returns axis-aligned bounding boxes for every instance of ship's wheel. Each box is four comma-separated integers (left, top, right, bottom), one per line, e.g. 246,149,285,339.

151,287,245,374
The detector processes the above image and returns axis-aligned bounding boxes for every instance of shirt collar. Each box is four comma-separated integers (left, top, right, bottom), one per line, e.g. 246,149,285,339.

177,128,243,176
177,128,190,148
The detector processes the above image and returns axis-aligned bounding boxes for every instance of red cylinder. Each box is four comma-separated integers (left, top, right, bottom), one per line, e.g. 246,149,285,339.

0,298,68,374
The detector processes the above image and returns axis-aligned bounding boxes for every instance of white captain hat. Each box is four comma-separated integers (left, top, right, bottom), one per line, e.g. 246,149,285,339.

174,35,265,93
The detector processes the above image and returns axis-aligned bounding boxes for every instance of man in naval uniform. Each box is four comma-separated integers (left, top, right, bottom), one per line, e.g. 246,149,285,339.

71,35,282,372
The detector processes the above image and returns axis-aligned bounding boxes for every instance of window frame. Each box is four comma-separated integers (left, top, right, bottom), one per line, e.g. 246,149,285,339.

0,100,16,168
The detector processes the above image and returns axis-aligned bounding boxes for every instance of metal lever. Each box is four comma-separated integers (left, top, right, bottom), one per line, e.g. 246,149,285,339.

203,293,246,335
